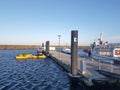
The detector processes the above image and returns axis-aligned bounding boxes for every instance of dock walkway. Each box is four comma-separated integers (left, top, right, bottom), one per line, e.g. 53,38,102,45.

50,51,120,87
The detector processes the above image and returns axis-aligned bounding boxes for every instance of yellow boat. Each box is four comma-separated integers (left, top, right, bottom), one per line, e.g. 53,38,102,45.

24,54,32,58
32,55,46,59
38,55,46,59
16,54,46,60
16,54,27,60
31,55,38,59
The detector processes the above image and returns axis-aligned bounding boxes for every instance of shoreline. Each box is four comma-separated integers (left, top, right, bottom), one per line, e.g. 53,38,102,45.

0,45,90,50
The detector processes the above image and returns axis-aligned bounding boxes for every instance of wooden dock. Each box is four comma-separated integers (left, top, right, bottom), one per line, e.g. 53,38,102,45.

49,51,120,88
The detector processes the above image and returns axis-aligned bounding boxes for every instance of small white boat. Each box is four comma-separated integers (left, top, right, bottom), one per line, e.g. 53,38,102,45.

62,48,71,54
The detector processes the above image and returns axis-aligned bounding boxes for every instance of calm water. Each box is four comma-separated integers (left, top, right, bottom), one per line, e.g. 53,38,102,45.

0,50,70,90
57,48,88,57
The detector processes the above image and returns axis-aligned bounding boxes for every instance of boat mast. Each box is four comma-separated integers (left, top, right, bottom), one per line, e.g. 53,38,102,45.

100,33,103,41
99,33,103,45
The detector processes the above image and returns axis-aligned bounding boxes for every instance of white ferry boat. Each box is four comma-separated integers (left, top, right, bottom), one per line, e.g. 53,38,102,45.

90,33,120,64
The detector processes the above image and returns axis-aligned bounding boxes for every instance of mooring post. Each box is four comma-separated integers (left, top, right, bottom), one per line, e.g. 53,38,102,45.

42,43,44,47
46,41,49,56
71,30,78,76
41,43,45,54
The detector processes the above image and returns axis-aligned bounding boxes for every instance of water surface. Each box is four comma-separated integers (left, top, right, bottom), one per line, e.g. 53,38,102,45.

0,50,70,90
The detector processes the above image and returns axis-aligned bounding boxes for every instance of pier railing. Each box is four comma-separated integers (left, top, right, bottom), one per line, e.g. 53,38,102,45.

91,54,120,74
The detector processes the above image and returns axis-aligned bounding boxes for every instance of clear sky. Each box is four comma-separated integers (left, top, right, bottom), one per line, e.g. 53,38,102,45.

0,0,120,46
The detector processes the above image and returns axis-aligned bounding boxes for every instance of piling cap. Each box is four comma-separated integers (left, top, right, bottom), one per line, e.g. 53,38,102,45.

72,30,78,32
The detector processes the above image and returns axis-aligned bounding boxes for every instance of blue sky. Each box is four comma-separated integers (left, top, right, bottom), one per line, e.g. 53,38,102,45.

0,0,120,46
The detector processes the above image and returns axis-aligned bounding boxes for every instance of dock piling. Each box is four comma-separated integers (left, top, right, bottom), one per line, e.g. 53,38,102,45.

46,41,50,56
42,43,44,47
71,30,78,76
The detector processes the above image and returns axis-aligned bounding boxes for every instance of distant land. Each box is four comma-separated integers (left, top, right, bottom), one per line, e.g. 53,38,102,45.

0,45,90,50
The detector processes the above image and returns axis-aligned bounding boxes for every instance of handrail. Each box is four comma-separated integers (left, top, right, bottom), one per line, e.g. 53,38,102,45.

92,53,120,61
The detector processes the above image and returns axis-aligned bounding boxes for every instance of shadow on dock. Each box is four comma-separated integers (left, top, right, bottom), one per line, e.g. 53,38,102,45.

70,76,120,90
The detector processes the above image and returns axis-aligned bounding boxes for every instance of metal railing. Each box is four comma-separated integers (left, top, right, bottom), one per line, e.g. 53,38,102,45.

91,54,120,74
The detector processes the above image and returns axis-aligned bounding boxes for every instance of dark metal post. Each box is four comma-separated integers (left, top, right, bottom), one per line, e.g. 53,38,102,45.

46,41,49,55
71,30,78,76
42,43,44,47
